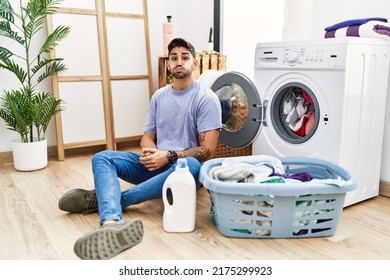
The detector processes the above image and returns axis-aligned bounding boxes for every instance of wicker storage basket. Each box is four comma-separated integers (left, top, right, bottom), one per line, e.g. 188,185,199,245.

215,142,252,158
199,156,356,238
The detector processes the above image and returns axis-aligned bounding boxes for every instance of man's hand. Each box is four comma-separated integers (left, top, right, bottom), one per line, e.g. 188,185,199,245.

140,147,169,171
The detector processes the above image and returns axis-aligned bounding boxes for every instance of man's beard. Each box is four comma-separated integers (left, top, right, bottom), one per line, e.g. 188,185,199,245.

171,65,194,79
171,71,190,79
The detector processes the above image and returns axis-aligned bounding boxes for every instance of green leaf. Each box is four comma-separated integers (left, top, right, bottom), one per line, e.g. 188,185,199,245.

27,0,63,18
31,57,63,75
0,58,27,84
0,21,25,44
37,60,66,83
40,25,70,53
24,16,45,39
0,89,32,142
0,46,13,61
0,0,14,23
23,0,63,40
31,91,64,139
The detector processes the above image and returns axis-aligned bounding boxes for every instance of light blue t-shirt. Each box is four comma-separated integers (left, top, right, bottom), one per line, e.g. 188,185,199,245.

143,80,222,151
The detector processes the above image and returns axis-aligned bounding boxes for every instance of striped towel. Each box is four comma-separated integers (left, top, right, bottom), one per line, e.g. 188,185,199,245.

325,20,390,39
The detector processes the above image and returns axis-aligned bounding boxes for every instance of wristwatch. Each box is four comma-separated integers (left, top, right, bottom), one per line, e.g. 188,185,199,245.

169,150,179,163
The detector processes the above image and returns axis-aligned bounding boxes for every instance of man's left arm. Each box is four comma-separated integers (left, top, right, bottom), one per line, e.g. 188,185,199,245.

178,129,220,162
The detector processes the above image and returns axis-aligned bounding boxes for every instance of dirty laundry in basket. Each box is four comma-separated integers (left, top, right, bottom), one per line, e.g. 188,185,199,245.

199,156,356,238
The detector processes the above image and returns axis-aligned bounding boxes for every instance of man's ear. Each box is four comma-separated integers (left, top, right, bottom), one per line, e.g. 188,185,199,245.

192,58,199,71
193,58,199,68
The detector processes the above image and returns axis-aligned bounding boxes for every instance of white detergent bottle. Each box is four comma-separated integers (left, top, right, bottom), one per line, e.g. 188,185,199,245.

162,158,196,232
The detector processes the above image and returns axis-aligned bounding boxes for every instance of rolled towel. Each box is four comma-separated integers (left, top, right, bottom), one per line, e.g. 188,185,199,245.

325,20,390,39
324,17,388,31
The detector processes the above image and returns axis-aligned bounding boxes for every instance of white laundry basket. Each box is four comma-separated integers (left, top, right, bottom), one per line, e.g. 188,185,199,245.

199,156,356,238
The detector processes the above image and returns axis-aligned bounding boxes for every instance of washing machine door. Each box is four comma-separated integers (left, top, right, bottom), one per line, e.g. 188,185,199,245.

211,71,262,148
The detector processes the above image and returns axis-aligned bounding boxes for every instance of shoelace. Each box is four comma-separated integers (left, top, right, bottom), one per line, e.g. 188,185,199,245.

82,191,98,214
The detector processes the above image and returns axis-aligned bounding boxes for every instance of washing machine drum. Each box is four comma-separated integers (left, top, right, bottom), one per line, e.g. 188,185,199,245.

198,71,262,148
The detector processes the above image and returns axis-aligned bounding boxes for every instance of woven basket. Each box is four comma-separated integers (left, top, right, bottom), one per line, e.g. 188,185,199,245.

215,142,252,158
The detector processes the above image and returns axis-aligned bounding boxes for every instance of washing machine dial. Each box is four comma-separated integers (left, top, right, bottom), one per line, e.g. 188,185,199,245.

285,51,300,63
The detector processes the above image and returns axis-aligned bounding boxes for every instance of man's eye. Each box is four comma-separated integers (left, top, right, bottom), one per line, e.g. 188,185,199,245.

170,57,177,61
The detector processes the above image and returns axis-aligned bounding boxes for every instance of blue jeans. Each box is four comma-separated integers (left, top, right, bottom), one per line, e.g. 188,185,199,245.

91,150,201,224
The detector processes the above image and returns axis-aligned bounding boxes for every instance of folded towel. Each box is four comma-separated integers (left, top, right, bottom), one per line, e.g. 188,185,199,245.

325,20,390,39
324,17,388,31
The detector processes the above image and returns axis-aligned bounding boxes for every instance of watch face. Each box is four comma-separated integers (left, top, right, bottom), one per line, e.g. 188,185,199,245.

170,151,178,163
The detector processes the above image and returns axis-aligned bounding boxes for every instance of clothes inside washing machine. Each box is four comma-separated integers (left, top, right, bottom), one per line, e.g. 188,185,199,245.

215,83,249,132
282,87,316,137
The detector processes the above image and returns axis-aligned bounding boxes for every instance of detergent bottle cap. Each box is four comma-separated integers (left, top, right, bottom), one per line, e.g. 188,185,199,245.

176,158,188,169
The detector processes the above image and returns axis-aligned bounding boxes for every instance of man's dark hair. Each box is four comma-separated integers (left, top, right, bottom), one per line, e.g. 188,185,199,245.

168,38,196,59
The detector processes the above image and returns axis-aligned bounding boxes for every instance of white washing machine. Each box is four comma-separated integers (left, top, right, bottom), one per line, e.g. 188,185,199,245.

199,38,390,206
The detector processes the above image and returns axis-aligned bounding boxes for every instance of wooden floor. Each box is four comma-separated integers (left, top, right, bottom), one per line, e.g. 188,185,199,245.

1,147,390,260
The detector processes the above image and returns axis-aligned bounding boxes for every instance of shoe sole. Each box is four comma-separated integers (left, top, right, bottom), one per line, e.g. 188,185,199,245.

74,219,144,260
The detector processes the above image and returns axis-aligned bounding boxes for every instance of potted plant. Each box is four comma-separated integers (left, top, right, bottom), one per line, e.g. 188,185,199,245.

0,0,70,171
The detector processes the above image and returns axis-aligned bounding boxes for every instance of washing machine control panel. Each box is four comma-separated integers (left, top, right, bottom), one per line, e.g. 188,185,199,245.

283,48,326,66
256,44,347,69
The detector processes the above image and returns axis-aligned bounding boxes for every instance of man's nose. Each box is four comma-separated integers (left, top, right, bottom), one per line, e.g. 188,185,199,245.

175,57,183,65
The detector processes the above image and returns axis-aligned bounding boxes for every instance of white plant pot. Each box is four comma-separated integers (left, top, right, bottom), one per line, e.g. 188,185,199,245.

12,138,48,171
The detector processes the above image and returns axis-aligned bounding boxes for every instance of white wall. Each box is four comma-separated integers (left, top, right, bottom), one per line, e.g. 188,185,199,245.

221,0,286,80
